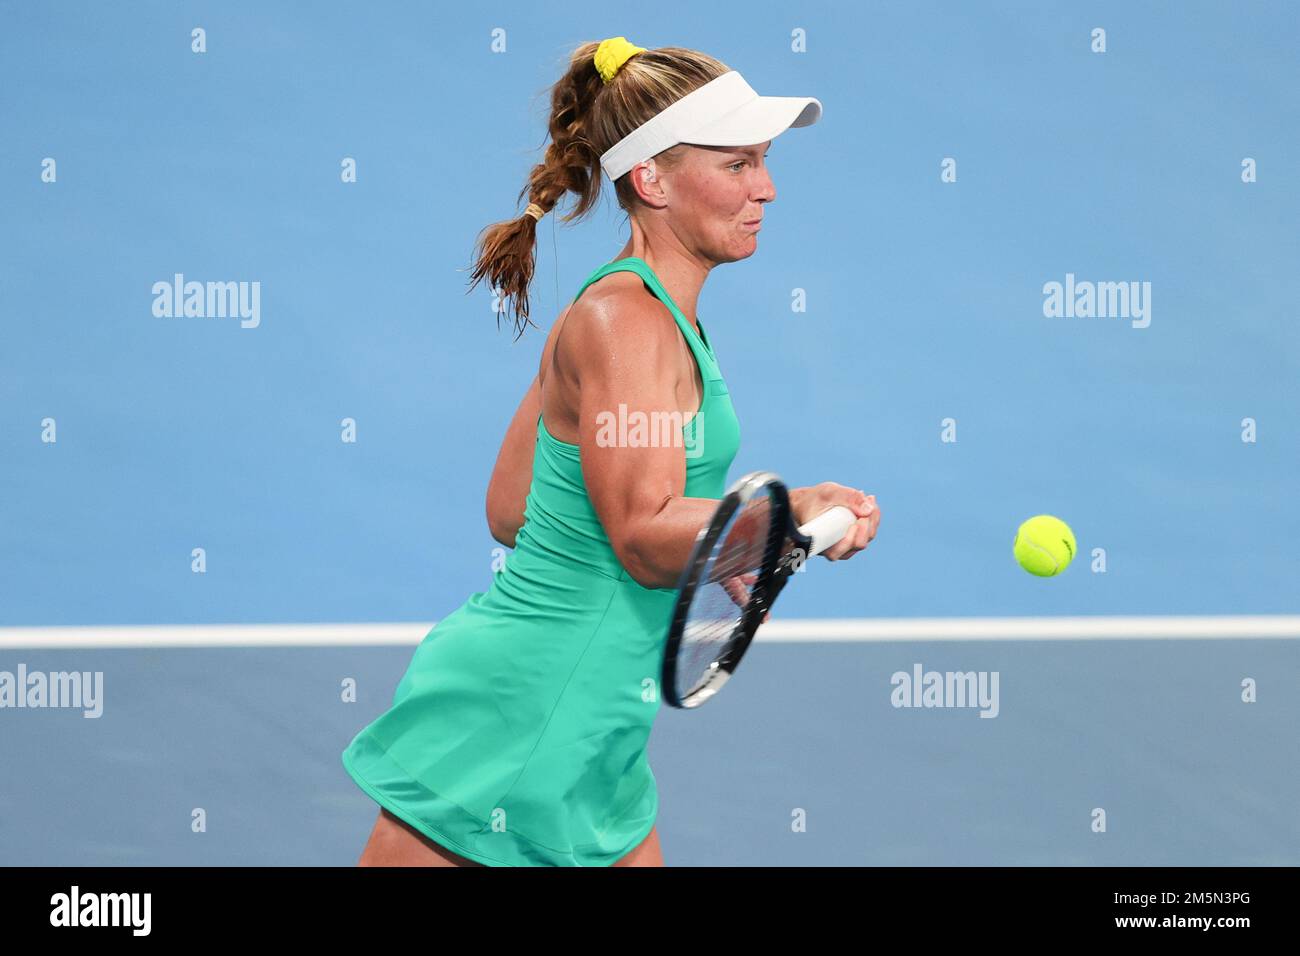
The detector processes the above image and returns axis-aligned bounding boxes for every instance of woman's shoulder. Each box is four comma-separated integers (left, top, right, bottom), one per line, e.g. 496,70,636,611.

556,272,682,360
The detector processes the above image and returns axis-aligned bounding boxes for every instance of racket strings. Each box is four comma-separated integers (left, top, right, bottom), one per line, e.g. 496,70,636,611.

676,495,774,697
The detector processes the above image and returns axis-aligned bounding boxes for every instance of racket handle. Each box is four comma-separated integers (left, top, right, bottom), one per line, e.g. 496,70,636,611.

798,505,858,557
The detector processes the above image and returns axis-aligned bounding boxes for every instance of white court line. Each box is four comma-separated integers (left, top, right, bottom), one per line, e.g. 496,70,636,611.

0,616,1298,648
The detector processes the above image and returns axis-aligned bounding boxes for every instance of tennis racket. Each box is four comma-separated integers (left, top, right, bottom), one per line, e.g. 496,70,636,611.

660,471,856,709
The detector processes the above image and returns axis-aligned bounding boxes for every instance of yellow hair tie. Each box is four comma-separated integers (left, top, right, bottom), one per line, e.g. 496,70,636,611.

594,36,646,84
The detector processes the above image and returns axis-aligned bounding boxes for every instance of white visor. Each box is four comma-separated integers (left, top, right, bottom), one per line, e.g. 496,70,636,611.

599,70,822,181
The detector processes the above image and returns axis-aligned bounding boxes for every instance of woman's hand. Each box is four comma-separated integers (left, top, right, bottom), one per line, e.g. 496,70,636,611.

721,572,769,624
789,482,880,561
716,483,879,627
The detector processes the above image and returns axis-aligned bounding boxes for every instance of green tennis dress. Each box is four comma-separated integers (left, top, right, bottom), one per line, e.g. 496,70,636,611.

341,256,741,866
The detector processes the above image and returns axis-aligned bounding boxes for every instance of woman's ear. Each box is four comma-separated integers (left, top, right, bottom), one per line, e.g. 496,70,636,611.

630,159,666,209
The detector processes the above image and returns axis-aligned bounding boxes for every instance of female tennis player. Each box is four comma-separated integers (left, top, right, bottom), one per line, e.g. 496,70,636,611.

341,37,881,867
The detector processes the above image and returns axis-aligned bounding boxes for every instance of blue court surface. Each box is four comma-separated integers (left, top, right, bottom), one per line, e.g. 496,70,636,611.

1,629,1298,865
2,2,1297,864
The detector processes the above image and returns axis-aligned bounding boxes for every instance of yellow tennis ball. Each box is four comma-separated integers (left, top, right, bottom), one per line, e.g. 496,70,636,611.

1013,515,1076,577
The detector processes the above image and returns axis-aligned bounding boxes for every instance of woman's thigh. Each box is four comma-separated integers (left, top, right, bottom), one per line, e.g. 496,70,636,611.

357,808,663,867
612,826,663,867
357,807,485,867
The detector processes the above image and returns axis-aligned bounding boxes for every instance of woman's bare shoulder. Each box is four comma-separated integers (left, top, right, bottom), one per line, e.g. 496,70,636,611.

554,273,680,363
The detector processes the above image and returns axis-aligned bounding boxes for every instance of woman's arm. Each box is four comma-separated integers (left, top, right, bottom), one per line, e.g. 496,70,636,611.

563,292,724,590
485,373,542,548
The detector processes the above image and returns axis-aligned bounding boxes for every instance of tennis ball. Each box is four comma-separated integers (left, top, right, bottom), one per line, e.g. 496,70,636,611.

1013,515,1076,577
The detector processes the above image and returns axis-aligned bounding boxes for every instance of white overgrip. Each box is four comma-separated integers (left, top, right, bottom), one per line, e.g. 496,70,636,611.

798,505,857,557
